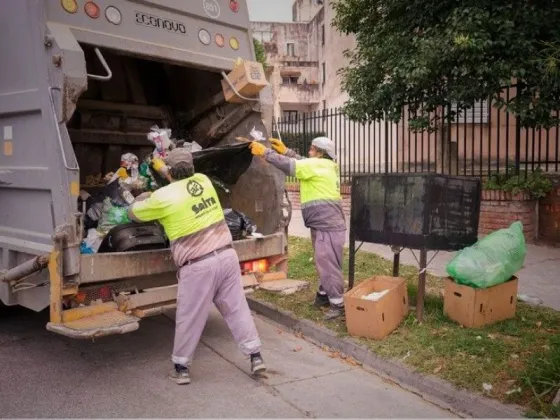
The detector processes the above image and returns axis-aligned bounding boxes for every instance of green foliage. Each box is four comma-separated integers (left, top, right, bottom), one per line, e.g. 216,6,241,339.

253,38,267,67
332,0,560,129
483,167,553,199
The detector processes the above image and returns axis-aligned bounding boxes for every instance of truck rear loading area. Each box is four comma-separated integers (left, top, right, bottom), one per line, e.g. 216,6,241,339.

0,1,288,338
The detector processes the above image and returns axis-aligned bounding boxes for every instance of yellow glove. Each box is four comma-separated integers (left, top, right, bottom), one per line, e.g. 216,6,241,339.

270,138,287,155
249,141,267,157
151,158,166,172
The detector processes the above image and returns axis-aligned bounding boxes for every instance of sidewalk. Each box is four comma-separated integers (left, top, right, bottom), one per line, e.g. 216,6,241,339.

289,210,560,311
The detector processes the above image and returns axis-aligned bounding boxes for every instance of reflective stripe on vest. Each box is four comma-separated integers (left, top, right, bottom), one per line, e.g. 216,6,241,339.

294,158,341,205
134,173,224,241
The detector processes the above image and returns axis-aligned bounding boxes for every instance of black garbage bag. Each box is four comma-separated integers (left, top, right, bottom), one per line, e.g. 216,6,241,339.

224,208,257,240
148,143,253,188
193,143,252,186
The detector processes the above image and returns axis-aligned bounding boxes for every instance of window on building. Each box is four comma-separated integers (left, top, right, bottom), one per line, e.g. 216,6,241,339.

321,24,325,46
286,42,295,56
292,3,298,22
322,62,326,86
283,110,299,123
451,100,489,124
282,76,299,85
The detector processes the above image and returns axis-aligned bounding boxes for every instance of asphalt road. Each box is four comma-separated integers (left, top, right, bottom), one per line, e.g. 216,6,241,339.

0,305,452,418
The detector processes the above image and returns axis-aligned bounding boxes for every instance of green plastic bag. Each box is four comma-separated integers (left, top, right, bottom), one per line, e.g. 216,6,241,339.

97,198,130,235
446,221,526,289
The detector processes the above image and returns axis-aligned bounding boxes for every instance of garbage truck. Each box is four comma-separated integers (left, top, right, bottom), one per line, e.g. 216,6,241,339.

0,0,289,338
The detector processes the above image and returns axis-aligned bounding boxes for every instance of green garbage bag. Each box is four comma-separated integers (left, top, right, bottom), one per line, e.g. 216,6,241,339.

446,221,526,289
97,198,130,235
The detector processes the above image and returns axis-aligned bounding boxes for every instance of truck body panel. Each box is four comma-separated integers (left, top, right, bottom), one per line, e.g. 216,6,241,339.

0,0,288,326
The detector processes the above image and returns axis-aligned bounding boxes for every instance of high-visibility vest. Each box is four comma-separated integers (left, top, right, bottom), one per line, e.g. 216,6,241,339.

295,158,341,205
132,173,224,241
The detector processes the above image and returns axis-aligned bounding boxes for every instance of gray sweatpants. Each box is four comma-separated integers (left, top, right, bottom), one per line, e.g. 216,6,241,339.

172,248,261,366
310,229,346,305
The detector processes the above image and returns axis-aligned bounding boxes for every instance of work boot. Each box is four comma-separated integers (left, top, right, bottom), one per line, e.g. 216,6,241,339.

323,303,345,321
250,352,267,375
170,364,191,385
313,292,330,308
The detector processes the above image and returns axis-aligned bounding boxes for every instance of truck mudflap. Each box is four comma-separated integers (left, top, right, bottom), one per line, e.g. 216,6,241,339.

46,232,287,339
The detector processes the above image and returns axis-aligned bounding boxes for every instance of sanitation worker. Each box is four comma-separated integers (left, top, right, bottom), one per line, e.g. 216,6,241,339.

128,148,266,384
250,137,346,320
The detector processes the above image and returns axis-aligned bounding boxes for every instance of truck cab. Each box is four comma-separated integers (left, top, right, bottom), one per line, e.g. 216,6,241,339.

0,0,288,338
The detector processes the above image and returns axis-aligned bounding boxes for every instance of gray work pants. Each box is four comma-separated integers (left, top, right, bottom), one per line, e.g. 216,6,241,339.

310,229,346,305
172,248,261,366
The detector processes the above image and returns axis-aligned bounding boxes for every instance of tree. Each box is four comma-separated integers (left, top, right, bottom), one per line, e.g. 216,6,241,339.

253,38,267,68
332,0,560,128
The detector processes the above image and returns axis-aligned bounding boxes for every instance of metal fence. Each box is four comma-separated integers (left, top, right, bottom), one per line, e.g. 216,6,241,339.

273,91,560,184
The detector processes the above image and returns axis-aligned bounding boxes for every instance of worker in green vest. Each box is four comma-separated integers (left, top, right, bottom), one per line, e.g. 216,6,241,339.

250,137,347,320
128,148,266,385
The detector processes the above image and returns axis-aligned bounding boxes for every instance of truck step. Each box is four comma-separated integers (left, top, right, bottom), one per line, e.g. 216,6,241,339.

46,302,139,339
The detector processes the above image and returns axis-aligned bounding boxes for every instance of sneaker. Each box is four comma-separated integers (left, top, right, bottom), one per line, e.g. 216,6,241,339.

170,364,191,385
323,303,345,321
313,292,330,308
250,352,267,375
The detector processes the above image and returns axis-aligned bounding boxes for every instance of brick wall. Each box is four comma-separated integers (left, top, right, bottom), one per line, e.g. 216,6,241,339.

478,191,536,242
286,184,537,242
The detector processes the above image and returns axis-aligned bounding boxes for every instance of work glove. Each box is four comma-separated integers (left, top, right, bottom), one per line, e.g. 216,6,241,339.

270,138,287,155
249,141,267,157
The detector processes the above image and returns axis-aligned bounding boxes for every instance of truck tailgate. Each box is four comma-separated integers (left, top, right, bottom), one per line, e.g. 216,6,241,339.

79,231,287,284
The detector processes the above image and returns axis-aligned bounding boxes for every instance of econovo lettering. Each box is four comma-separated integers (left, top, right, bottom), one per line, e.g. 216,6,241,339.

135,11,186,35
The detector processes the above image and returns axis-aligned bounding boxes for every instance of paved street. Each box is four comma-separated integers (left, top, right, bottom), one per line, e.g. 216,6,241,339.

0,306,451,418
289,210,560,311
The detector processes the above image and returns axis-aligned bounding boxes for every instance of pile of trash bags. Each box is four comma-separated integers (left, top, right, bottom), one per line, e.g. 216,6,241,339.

446,221,527,289
79,126,261,254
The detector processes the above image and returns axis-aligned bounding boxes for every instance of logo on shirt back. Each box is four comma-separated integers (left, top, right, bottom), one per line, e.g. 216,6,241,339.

187,180,204,197
192,197,218,215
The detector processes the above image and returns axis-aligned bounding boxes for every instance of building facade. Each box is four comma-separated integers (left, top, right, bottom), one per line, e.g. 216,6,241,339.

252,0,356,121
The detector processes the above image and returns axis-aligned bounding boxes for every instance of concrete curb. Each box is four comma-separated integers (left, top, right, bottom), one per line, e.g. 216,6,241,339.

247,297,524,419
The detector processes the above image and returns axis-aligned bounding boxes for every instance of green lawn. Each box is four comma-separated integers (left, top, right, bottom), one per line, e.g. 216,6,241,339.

254,236,560,417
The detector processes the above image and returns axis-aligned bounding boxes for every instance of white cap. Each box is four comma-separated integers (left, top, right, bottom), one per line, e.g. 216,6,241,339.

312,136,337,160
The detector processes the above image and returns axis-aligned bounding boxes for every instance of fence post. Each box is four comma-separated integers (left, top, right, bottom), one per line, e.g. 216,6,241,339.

302,112,308,154
515,84,521,173
385,116,389,173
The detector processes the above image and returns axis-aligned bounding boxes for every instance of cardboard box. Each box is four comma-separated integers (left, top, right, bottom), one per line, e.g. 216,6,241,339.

443,277,518,328
344,276,409,340
221,60,269,103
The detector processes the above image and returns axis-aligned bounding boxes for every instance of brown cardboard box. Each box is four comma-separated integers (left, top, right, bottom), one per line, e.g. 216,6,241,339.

344,276,409,340
221,60,269,103
443,277,518,328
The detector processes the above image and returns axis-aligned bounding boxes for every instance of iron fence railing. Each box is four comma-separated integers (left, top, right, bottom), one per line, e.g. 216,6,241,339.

272,93,560,184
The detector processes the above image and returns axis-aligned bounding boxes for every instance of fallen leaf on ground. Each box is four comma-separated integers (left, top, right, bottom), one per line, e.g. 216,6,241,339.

293,346,303,352
346,358,359,367
476,335,482,340
487,334,497,340
510,354,519,359
536,321,542,328
433,365,443,374
483,383,493,392
401,351,411,361
505,387,522,395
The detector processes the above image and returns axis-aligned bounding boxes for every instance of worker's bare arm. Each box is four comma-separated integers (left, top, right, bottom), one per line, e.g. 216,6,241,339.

264,149,296,176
